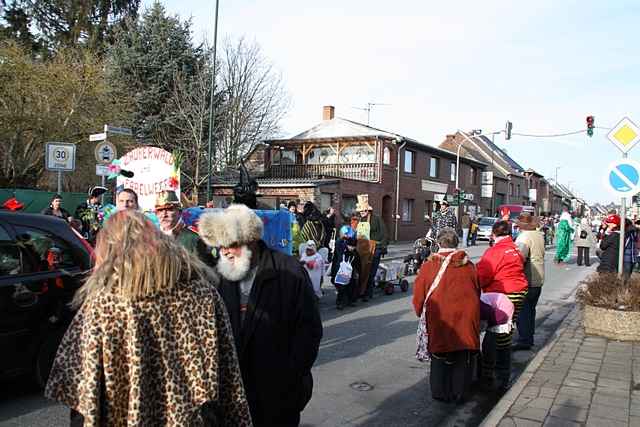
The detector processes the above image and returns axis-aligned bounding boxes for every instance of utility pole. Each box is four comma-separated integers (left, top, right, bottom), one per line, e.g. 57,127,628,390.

206,0,220,203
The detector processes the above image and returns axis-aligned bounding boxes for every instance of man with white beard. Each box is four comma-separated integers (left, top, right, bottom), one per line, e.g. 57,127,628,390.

199,204,323,427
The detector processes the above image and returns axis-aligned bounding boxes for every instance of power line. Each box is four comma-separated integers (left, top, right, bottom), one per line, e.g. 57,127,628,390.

512,129,587,138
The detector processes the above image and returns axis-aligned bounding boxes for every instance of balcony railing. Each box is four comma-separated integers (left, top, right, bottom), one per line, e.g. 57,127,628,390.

266,163,378,182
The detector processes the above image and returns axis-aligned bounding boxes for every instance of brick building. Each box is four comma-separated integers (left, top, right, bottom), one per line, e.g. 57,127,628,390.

213,106,487,241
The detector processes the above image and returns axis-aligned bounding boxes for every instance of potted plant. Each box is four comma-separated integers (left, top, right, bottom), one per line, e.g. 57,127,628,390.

576,273,640,341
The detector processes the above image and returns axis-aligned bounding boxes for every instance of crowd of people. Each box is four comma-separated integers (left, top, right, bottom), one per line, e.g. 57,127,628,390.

288,194,389,310
22,187,637,421
413,212,545,402
42,189,323,426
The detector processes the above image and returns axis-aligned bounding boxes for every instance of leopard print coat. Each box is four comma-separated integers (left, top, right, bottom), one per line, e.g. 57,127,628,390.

45,278,252,426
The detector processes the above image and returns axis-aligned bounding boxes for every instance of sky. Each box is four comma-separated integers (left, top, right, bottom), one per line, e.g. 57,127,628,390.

145,0,640,205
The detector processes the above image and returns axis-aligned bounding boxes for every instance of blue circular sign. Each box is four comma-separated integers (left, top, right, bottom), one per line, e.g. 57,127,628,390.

607,161,640,195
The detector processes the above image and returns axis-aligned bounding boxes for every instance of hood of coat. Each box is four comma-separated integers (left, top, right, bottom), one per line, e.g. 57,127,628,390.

428,250,469,267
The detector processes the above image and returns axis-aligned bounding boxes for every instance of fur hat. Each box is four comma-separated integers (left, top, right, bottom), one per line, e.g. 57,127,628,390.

198,204,264,247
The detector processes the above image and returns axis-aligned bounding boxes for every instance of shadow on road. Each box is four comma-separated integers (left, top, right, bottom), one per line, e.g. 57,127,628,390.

316,307,414,367
0,377,55,422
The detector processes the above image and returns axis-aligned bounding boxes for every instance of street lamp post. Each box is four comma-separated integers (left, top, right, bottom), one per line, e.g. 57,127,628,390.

206,0,220,203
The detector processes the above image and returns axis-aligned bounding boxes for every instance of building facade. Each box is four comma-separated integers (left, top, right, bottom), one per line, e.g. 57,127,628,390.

214,106,487,241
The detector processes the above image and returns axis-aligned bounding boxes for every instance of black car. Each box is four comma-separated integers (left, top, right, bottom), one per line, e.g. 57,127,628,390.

0,211,93,386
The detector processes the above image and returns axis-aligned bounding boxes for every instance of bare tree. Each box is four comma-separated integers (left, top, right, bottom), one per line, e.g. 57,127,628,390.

216,37,289,170
165,65,212,198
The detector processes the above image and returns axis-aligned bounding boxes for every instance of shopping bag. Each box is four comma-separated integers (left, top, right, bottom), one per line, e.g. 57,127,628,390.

335,256,353,285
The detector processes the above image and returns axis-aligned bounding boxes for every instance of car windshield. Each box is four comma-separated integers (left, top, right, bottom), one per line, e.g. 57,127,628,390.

479,217,497,226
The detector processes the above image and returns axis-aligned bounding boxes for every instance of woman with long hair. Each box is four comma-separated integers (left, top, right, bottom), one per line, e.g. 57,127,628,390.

45,210,251,426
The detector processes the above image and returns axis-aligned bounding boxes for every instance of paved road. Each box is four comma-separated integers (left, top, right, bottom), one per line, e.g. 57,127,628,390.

300,243,596,427
0,242,595,426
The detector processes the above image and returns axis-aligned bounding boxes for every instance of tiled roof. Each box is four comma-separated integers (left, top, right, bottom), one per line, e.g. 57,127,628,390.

269,117,487,167
290,117,398,140
476,135,526,173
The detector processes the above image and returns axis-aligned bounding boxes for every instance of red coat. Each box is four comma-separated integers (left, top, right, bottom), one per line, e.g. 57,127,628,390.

477,236,528,294
412,250,480,354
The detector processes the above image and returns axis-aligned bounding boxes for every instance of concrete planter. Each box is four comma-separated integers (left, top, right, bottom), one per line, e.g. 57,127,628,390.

583,304,640,341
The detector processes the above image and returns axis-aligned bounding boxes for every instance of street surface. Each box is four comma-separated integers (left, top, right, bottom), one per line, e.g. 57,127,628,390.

0,242,595,427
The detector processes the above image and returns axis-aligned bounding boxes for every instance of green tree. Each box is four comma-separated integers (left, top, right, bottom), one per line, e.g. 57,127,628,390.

0,41,132,190
0,0,46,53
107,1,201,147
26,0,140,52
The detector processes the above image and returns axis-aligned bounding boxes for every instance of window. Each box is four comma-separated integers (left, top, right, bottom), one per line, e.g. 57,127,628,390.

14,226,76,270
383,147,391,165
0,225,21,275
517,184,521,197
450,162,456,182
404,150,415,174
470,167,477,185
401,199,414,222
424,200,433,220
429,157,439,178
509,183,515,196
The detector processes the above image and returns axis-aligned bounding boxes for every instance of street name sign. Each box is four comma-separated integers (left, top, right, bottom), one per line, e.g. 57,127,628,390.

89,132,107,142
607,117,640,154
105,124,133,136
45,142,76,171
605,160,640,198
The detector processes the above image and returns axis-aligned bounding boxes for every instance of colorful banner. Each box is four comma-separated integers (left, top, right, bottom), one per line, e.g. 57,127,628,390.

117,147,179,211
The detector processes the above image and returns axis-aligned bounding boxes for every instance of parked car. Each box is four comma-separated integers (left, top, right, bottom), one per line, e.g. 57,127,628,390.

477,216,498,241
0,211,93,387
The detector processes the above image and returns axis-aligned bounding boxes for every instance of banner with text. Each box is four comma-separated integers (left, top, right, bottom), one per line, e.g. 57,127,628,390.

117,147,180,211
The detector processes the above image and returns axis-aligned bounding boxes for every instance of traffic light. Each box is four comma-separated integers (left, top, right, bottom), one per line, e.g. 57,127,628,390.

505,121,513,140
586,115,595,137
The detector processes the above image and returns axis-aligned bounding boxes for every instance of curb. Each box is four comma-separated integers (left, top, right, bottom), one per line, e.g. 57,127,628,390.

479,304,579,427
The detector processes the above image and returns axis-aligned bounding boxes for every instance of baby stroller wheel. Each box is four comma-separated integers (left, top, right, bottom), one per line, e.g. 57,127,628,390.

400,279,409,292
384,284,394,295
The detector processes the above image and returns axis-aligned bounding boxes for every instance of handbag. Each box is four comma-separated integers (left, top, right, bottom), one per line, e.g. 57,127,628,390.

335,254,353,286
415,250,457,362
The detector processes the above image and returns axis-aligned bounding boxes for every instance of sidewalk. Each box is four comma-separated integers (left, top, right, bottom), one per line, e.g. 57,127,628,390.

483,307,640,427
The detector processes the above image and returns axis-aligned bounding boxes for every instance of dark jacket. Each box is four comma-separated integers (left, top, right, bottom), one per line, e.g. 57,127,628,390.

41,207,71,221
321,213,336,248
74,201,100,243
330,239,361,285
598,231,620,273
217,241,323,426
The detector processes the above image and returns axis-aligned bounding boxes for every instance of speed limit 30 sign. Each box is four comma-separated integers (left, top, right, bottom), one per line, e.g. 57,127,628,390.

45,142,76,171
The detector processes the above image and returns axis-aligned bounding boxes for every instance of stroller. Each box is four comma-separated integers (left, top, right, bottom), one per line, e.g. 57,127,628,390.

404,234,440,276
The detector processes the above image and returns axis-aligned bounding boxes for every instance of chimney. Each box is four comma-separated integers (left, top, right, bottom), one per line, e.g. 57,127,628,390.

323,105,335,121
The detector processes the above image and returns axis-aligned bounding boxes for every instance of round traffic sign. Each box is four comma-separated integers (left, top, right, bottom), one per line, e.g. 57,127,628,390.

95,141,117,164
605,160,640,197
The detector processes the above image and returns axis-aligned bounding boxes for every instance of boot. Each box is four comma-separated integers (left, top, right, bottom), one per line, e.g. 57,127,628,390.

495,347,512,392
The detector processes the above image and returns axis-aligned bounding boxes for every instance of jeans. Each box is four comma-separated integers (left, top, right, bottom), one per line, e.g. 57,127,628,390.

365,247,384,298
462,229,469,246
577,247,591,266
516,286,542,347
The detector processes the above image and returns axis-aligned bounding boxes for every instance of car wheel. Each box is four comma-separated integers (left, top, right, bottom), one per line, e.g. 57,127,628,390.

400,280,409,292
34,328,65,388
